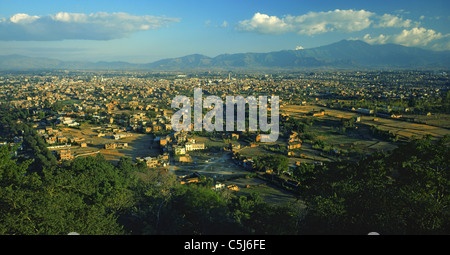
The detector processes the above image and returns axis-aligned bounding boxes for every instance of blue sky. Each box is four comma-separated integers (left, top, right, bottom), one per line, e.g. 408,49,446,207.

0,0,448,63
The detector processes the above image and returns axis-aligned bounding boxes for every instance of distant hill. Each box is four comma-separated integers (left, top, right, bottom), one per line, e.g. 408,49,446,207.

1,40,449,71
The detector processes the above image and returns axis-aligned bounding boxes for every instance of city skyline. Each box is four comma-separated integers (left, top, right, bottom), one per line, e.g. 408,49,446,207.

0,0,449,63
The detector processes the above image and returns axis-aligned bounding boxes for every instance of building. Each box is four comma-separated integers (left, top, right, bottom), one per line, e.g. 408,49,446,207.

227,185,240,191
137,156,158,168
58,116,79,127
357,108,374,115
311,111,325,116
185,142,205,152
179,172,202,184
174,131,187,143
104,143,116,149
226,133,239,140
177,155,192,163
230,142,240,151
159,137,167,146
58,149,72,160
105,143,127,149
57,136,68,144
212,183,226,191
46,136,57,144
287,142,302,150
174,146,186,155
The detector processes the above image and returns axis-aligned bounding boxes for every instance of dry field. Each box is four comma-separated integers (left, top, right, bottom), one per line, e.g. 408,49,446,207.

283,104,450,141
404,114,450,129
59,124,157,162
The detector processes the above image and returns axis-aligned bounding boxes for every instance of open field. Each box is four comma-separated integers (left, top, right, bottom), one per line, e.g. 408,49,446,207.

171,151,249,179
58,124,158,162
403,113,450,129
100,133,156,162
282,104,450,141
223,177,301,205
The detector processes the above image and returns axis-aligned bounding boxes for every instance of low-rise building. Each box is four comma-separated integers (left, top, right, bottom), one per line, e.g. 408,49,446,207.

58,149,72,160
185,142,205,152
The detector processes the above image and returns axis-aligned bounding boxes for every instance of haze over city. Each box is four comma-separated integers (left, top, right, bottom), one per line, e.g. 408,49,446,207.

0,0,448,63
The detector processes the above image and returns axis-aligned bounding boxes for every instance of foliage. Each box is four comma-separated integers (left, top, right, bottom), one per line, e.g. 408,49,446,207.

282,117,308,134
253,154,289,174
298,135,450,234
0,148,135,234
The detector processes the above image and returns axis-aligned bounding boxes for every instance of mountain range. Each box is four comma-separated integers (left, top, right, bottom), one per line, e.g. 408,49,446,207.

1,40,449,71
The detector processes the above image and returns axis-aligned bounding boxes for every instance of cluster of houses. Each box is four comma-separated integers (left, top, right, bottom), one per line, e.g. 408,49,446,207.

34,126,89,161
133,131,207,169
104,143,128,150
154,131,206,163
286,131,302,156
177,172,240,191
57,116,79,127
135,153,170,168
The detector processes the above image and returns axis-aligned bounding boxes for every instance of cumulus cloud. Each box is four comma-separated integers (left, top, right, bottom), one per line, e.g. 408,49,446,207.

237,9,375,35
362,33,391,44
236,12,292,35
0,12,180,41
374,14,412,28
295,46,305,50
360,27,449,50
237,9,448,50
392,27,444,47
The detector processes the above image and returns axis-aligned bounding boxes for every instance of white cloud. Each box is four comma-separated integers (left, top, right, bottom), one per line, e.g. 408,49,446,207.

295,9,375,35
237,9,375,35
9,13,40,24
237,12,292,35
362,33,391,44
237,9,448,51
392,27,444,46
360,27,449,50
51,12,87,23
295,46,305,50
374,14,412,28
0,12,180,41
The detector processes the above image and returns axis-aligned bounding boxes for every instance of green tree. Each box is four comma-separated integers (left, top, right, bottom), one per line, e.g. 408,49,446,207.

254,154,289,174
0,148,130,234
298,136,450,234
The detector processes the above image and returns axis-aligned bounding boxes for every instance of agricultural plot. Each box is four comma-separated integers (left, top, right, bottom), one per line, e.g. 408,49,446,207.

171,151,249,179
223,177,301,205
283,104,450,141
59,124,158,162
403,113,450,129
362,117,450,140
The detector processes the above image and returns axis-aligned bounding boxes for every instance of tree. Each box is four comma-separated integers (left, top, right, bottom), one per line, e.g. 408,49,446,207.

146,184,240,235
254,154,289,174
0,148,129,234
298,136,450,234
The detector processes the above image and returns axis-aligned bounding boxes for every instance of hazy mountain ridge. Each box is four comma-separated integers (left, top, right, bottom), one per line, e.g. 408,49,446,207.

1,40,449,71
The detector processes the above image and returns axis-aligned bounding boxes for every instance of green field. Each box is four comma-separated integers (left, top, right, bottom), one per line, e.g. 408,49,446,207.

223,177,301,205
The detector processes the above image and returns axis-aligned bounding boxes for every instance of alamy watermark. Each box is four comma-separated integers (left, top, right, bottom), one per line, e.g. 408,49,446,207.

171,88,279,143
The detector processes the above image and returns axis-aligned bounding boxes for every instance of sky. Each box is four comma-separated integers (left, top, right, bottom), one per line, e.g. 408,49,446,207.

0,0,448,63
